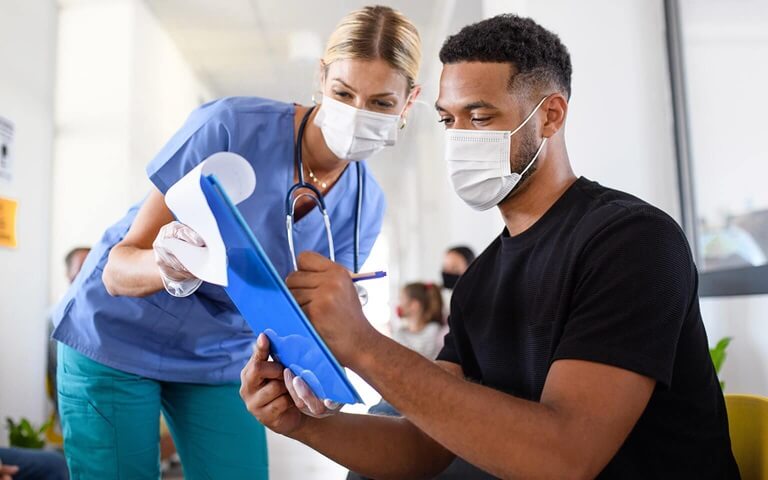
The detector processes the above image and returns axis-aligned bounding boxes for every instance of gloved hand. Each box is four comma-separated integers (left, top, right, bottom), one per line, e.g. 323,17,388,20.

284,368,342,418
153,221,205,297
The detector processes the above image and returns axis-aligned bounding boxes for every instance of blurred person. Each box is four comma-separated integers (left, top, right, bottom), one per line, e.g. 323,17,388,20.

439,245,475,324
0,448,68,480
46,246,91,447
50,5,422,479
392,282,444,360
440,245,475,291
367,282,444,418
64,248,89,283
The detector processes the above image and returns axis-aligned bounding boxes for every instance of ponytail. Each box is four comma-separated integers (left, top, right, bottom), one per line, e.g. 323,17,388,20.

403,282,444,325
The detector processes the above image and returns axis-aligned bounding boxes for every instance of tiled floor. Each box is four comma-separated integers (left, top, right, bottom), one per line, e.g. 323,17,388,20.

267,430,349,479
160,432,349,479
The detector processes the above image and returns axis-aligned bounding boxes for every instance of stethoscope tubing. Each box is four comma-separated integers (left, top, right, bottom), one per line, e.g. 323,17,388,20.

286,105,363,273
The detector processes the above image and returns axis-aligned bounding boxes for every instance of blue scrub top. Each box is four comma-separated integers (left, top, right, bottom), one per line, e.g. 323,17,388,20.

52,97,386,384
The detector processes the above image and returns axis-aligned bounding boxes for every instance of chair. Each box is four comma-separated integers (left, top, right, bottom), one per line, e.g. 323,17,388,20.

725,394,768,479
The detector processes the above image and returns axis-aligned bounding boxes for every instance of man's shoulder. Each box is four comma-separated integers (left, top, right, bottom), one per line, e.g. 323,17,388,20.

571,178,686,250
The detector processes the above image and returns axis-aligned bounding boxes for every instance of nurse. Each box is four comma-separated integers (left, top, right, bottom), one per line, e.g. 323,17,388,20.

51,5,421,479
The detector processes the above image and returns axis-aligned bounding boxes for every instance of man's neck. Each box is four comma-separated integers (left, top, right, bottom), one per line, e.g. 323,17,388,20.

498,147,576,237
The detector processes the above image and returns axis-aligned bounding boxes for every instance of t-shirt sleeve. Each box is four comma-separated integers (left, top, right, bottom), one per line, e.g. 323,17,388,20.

552,210,695,388
436,298,465,366
334,167,386,271
146,100,233,194
436,321,460,365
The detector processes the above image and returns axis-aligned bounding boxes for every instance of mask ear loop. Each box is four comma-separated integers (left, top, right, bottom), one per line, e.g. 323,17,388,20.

397,91,417,130
510,96,552,178
518,137,548,178
510,96,550,135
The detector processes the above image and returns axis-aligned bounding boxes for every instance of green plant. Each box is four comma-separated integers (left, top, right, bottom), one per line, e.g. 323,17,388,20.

5,417,51,449
709,336,732,390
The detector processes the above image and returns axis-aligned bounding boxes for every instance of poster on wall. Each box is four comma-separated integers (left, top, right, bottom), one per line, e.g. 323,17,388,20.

0,197,18,248
0,116,14,183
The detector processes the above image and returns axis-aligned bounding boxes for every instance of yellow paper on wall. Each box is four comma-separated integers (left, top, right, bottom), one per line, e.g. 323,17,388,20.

0,197,18,248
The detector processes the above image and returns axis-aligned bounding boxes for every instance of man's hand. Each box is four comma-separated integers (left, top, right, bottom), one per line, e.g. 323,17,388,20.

239,334,306,435
286,252,379,367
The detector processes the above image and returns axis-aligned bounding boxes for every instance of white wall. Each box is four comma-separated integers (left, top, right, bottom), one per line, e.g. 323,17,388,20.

481,0,681,219
526,0,680,218
375,0,679,285
51,0,211,301
0,0,57,437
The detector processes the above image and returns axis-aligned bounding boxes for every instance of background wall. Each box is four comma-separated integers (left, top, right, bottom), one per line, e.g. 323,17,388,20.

0,0,57,442
50,0,211,301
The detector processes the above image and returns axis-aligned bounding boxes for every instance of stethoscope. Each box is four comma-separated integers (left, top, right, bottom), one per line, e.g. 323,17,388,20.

285,106,368,303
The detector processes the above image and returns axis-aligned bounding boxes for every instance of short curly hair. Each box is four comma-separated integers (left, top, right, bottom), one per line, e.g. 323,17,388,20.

439,14,572,99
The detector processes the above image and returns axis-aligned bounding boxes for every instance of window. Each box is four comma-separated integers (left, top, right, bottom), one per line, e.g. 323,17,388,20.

666,0,768,296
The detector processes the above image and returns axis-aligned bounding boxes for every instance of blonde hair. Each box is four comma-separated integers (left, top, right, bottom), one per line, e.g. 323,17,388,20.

323,5,422,90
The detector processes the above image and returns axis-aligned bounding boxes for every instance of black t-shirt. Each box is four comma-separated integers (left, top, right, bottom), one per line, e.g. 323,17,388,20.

437,178,739,479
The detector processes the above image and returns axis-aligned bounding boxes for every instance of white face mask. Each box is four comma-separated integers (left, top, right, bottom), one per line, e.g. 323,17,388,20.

313,94,402,161
445,96,549,211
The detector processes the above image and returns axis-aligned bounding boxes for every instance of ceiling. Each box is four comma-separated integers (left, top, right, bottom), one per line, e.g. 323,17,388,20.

145,0,471,101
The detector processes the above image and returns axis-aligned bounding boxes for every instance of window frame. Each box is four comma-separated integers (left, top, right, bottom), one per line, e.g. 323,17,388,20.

664,0,768,297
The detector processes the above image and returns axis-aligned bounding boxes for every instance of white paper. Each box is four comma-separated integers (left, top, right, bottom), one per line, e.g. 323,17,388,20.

162,152,257,286
0,116,14,183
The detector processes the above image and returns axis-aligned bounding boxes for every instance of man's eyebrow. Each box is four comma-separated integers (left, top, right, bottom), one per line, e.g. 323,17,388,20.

434,100,499,112
463,100,498,111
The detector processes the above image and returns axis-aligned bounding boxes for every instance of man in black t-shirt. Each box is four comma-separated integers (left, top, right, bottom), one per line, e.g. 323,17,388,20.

239,14,739,479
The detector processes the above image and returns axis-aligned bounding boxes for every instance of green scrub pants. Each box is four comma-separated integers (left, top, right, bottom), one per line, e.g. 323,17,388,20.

57,344,268,480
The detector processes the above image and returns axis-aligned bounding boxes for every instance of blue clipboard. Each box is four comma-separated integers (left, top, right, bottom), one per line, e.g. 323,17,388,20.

200,173,363,404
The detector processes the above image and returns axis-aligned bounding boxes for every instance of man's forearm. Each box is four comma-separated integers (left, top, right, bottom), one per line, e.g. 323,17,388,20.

349,334,579,479
290,412,454,479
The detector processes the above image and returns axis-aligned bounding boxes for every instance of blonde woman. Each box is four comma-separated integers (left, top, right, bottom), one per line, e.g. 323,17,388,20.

51,5,421,479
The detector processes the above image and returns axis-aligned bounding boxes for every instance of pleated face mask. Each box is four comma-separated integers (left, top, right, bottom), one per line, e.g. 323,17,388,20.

445,96,549,211
314,95,401,162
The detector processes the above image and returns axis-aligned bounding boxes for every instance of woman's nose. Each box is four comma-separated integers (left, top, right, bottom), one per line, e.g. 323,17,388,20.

352,98,367,110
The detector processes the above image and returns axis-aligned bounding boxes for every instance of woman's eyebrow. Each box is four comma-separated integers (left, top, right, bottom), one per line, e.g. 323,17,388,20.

332,79,396,98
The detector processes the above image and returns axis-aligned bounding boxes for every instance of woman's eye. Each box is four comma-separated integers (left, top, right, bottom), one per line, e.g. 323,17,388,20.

333,91,351,98
374,100,395,109
438,117,453,125
471,117,491,123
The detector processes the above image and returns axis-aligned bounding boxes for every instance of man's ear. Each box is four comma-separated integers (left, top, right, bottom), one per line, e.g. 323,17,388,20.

542,93,568,138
